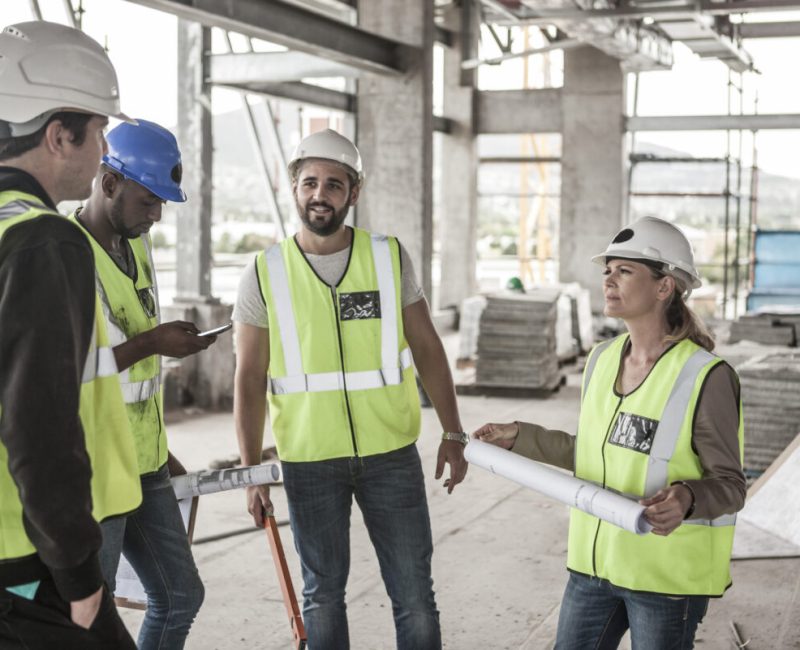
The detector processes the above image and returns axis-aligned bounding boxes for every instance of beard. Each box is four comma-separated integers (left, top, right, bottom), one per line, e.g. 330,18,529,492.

297,199,350,237
109,194,145,240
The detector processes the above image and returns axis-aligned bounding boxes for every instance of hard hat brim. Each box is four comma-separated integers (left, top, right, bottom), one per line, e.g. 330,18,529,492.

591,250,701,288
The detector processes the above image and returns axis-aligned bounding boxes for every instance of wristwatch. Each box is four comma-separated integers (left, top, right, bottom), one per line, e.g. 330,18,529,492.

441,431,469,445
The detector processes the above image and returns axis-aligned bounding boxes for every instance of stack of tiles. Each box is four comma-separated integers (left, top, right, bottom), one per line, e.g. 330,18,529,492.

737,351,800,474
475,289,562,390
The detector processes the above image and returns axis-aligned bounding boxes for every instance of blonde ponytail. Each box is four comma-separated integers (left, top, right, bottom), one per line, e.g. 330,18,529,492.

664,287,715,352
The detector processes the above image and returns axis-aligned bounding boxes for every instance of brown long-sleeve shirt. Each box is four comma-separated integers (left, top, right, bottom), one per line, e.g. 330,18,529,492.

512,362,746,520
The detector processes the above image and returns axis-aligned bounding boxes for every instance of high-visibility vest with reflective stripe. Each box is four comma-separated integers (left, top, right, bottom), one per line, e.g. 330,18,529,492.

0,191,141,562
71,216,166,475
569,335,744,596
256,228,420,462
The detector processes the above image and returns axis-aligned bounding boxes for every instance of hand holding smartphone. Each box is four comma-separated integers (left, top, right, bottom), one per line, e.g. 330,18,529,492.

197,322,233,337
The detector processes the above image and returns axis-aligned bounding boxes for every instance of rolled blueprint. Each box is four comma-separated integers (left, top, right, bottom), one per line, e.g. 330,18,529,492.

465,439,652,535
171,463,282,500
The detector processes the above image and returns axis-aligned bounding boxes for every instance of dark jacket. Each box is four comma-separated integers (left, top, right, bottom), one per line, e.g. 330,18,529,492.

0,167,104,601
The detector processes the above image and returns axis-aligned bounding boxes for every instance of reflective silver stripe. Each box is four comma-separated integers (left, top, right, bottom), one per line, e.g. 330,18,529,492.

139,233,163,388
82,323,119,383
271,347,412,395
140,234,161,322
96,346,118,377
371,234,398,376
684,513,737,527
93,234,162,387
120,376,161,403
265,246,304,378
644,348,716,497
581,338,615,403
95,278,128,347
0,199,48,220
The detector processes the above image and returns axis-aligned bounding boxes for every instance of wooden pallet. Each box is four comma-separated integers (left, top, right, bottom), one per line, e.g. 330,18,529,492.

455,374,565,398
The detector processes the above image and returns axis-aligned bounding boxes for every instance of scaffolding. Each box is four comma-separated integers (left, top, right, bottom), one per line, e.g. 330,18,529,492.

626,69,759,320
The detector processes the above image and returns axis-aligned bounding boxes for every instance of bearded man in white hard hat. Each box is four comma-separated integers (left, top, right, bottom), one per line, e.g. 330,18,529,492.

0,21,141,649
234,129,467,649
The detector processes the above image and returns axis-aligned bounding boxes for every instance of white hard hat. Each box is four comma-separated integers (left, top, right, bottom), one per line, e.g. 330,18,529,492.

591,216,702,289
0,21,132,137
288,129,364,185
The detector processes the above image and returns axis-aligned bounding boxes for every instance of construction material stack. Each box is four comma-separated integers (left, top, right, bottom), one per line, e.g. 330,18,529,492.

475,289,562,390
728,312,800,347
737,351,800,476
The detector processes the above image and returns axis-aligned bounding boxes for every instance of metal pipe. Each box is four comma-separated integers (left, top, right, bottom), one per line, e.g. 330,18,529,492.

61,0,78,28
722,69,733,320
223,33,288,240
241,38,293,209
28,0,43,20
461,38,581,69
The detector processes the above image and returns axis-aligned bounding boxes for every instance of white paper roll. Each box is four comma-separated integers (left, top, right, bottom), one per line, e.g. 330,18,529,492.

465,439,652,535
171,463,282,500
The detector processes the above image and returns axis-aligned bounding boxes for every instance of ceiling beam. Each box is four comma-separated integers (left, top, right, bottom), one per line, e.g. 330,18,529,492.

476,88,563,134
122,0,412,75
209,51,359,84
738,20,800,38
627,113,800,131
216,81,356,113
505,0,800,25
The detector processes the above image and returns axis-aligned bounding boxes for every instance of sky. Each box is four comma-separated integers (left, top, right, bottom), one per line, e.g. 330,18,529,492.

3,0,800,179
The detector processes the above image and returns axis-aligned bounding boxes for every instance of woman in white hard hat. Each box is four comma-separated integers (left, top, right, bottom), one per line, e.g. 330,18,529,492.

473,216,745,649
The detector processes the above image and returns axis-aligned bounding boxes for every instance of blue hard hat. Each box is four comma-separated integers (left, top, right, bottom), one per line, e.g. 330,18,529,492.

103,119,187,203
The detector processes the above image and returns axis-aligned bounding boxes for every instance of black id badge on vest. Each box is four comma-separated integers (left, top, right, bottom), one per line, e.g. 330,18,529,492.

608,412,658,454
339,291,381,321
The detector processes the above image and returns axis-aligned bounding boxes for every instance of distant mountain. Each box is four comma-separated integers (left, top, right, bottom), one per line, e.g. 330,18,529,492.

630,141,800,230
202,108,800,230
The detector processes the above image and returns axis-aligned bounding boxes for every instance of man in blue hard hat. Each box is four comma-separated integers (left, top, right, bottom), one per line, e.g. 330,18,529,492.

71,119,215,649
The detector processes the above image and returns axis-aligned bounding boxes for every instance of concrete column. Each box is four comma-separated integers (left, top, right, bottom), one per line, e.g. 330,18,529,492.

177,20,213,301
438,2,479,311
162,302,234,411
170,22,234,410
356,0,434,299
559,47,626,310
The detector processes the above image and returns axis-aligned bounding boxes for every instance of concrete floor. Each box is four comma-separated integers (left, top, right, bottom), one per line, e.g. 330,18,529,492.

119,361,800,649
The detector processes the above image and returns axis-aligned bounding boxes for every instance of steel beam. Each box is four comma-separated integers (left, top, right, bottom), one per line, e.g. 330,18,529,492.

209,51,360,84
215,81,355,113
507,0,800,24
433,115,455,134
738,20,800,38
462,38,582,69
476,88,563,134
122,0,411,74
627,113,800,131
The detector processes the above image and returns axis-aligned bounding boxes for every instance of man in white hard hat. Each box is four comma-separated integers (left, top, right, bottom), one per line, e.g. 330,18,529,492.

0,21,141,649
234,129,467,649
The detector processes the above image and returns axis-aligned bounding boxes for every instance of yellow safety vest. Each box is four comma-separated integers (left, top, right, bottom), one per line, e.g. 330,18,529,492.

569,335,744,596
256,227,420,462
71,215,166,475
0,191,141,562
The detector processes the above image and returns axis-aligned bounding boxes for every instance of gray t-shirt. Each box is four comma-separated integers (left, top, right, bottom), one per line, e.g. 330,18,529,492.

233,236,424,329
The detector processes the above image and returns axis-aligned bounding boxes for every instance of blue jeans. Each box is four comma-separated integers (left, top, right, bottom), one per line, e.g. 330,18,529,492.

555,572,709,650
282,443,441,650
100,465,204,650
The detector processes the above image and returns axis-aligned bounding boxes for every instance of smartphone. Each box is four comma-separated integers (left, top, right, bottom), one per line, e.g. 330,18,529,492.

197,322,233,337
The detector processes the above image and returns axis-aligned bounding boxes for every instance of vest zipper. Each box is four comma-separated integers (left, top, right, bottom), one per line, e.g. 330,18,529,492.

592,395,623,577
330,286,359,456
